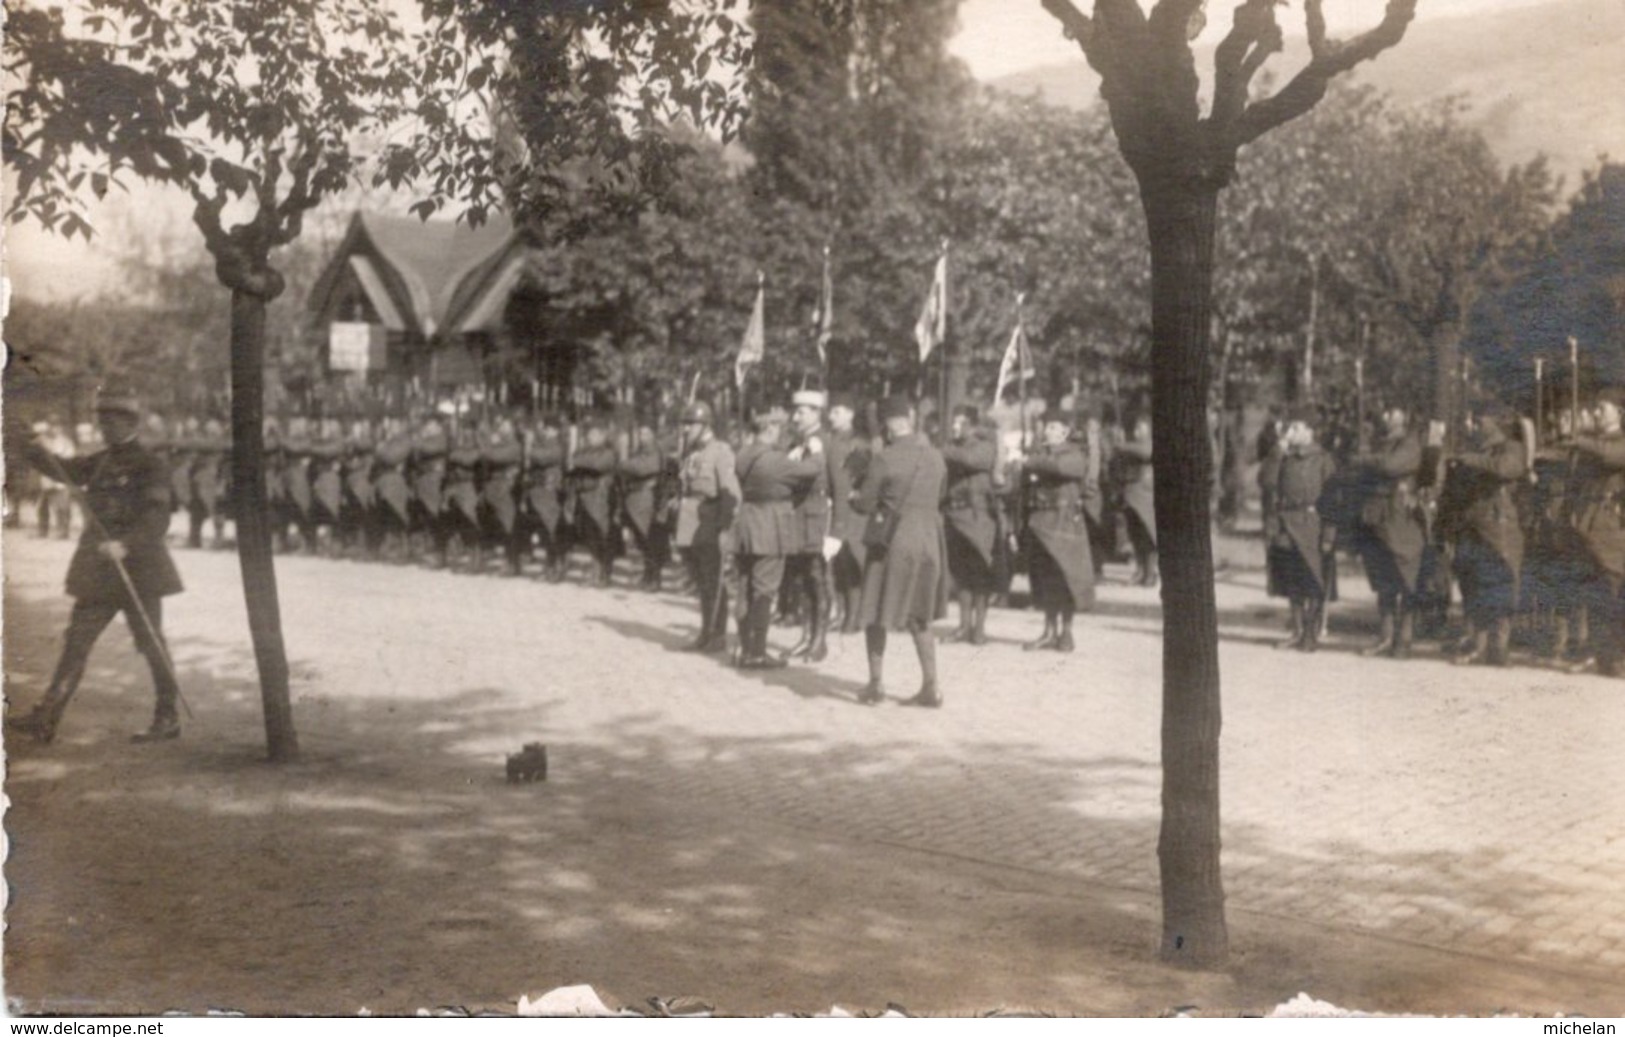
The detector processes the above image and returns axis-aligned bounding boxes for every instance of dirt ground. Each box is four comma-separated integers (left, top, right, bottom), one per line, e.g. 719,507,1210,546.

3,529,1620,1017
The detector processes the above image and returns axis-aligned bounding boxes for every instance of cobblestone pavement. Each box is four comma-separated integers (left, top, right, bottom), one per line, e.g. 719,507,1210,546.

6,529,1623,1002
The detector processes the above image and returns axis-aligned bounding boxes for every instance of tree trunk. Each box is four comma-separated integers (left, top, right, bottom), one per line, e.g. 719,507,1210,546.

229,288,299,762
1140,176,1228,967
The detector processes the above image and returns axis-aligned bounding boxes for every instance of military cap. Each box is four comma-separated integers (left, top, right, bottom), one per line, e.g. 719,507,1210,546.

876,395,914,422
680,401,714,426
94,382,142,416
791,390,827,410
954,403,980,423
827,392,858,414
753,406,789,431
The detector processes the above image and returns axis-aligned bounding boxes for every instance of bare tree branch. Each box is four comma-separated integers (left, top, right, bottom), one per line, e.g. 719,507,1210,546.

1306,0,1329,60
1040,0,1096,52
1149,0,1206,42
1209,0,1282,129
1234,0,1417,145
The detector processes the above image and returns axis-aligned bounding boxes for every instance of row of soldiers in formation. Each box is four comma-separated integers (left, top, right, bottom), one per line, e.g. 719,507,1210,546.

1260,392,1625,675
5,377,1621,744
18,384,1623,683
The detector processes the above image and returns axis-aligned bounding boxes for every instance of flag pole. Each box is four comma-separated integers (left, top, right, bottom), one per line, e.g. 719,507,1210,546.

938,239,950,447
1569,336,1580,435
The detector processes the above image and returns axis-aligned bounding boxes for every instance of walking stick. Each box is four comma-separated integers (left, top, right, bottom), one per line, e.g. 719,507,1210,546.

29,445,194,720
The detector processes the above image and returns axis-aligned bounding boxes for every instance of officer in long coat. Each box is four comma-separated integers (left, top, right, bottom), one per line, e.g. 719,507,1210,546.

1353,405,1428,658
1565,389,1625,676
675,402,740,653
1444,406,1530,666
1260,406,1338,653
825,393,871,634
569,418,620,586
851,396,948,707
1079,408,1111,579
1116,414,1158,586
617,423,668,590
732,408,823,669
7,385,186,744
783,390,834,661
940,404,999,645
520,419,569,581
1019,407,1096,653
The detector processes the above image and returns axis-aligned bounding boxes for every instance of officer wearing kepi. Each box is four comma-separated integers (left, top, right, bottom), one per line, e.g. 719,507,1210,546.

7,383,187,744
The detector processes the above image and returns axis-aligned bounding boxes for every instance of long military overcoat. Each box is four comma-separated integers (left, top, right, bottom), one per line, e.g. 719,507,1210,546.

853,433,948,630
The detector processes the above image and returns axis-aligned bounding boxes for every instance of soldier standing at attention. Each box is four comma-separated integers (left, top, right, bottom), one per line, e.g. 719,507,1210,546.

732,407,823,670
783,390,834,662
568,417,620,587
617,422,668,591
825,394,871,635
1353,405,1428,659
522,418,569,582
675,402,740,654
1117,413,1158,587
851,397,948,707
1445,404,1530,667
7,384,187,744
1260,406,1338,653
940,404,999,645
1565,389,1625,676
1019,407,1096,653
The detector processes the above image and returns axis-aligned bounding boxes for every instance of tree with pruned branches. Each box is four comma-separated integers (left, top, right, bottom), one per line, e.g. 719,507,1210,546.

1037,0,1419,965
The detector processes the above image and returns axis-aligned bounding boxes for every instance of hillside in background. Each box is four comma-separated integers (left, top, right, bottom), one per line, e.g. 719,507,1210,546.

992,0,1624,189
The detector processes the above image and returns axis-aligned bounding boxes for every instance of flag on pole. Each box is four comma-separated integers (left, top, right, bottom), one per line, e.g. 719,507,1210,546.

914,249,948,363
736,273,766,392
994,315,1036,403
811,246,833,366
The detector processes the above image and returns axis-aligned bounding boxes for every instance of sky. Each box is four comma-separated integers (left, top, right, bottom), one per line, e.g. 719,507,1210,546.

0,0,1572,307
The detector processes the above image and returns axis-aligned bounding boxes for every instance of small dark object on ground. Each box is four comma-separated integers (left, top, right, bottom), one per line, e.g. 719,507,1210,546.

506,743,548,783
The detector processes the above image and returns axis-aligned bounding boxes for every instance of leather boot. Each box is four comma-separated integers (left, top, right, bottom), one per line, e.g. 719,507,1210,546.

1054,617,1076,653
900,681,942,708
805,579,829,663
1141,551,1160,587
969,594,990,646
1393,608,1415,659
1361,610,1396,657
1490,617,1513,666
1452,626,1488,665
1277,601,1306,650
1299,601,1321,653
841,587,863,634
858,628,885,704
740,597,786,669
1024,614,1059,652
941,592,974,643
7,657,87,745
132,710,181,743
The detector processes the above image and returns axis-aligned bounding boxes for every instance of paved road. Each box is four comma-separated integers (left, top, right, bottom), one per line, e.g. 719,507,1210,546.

5,528,1622,1011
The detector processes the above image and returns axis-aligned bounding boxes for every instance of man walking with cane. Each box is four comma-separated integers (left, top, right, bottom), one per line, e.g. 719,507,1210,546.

6,383,187,745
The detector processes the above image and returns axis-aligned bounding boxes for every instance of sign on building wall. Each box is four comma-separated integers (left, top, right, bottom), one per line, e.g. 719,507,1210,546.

329,322,386,372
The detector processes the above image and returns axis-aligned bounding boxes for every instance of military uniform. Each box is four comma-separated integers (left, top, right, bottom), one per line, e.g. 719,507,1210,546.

825,422,871,633
308,429,346,553
9,389,185,743
1444,422,1529,665
1568,425,1625,674
782,396,835,661
617,433,669,590
1353,429,1427,657
1260,439,1337,651
941,424,999,643
1115,426,1157,586
478,429,522,572
189,422,230,550
732,427,822,668
281,426,316,550
1021,437,1096,651
520,426,568,581
569,434,620,585
340,426,377,556
372,428,414,560
676,410,740,653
